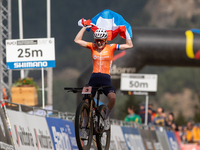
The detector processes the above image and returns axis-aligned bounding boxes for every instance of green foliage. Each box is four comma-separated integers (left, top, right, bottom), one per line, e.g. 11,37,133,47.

140,66,200,97
193,96,200,123
53,78,77,113
55,47,92,71
115,94,144,120
175,110,187,126
13,77,39,90
173,15,200,28
131,12,151,27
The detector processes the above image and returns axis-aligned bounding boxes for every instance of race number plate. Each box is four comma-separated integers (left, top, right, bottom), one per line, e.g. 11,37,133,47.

82,86,92,94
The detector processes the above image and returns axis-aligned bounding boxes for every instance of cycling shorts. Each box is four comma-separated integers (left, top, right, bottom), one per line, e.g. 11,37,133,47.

88,73,115,97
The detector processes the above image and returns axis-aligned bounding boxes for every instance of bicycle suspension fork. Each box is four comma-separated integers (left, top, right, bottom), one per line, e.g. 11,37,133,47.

87,99,93,128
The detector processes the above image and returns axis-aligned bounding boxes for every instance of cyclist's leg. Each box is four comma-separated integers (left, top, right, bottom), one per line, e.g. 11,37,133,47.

105,92,116,119
103,92,116,131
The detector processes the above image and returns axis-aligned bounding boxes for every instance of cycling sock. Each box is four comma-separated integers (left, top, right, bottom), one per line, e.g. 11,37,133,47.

82,117,88,127
104,107,112,119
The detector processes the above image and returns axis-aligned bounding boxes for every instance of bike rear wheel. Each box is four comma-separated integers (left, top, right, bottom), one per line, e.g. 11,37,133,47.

75,101,93,150
96,105,111,150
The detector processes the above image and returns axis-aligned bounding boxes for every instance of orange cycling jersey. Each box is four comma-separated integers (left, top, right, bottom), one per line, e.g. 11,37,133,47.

86,42,119,75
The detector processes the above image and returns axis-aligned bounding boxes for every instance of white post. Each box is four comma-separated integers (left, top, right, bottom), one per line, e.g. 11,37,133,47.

47,0,50,38
41,67,45,109
41,0,52,108
18,0,24,79
144,93,149,125
47,0,53,106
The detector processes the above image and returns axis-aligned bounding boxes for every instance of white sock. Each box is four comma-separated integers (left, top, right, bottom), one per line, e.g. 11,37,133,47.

104,107,112,119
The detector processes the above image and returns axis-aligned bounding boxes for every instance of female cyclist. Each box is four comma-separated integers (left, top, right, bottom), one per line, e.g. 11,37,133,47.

74,26,133,132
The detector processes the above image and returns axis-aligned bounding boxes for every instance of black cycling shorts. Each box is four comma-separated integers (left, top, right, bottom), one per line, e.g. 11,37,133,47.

88,73,116,97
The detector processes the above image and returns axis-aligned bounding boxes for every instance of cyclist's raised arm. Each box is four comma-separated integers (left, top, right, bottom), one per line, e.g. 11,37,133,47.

74,27,87,48
118,39,133,50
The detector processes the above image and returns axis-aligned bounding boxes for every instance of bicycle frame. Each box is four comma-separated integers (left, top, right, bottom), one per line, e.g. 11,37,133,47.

64,85,111,150
64,85,110,133
85,88,106,134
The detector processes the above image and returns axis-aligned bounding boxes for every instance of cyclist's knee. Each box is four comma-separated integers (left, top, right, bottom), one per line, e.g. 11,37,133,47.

108,92,116,104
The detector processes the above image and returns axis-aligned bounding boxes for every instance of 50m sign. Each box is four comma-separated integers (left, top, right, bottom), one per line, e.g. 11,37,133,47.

6,38,55,69
120,73,157,92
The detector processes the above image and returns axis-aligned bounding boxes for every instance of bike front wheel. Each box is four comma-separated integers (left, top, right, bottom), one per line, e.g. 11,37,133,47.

96,105,111,150
75,101,93,150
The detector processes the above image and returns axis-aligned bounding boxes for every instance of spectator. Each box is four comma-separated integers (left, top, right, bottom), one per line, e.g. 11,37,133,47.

165,112,178,131
178,126,183,140
148,103,156,121
186,121,195,143
139,103,152,124
182,126,188,144
124,106,141,124
151,107,165,126
192,123,200,144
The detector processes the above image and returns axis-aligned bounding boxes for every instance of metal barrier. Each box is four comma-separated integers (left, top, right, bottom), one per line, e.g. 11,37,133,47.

1,100,146,127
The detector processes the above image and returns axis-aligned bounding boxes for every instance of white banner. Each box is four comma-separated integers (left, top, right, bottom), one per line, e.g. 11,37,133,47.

110,125,128,150
7,109,54,150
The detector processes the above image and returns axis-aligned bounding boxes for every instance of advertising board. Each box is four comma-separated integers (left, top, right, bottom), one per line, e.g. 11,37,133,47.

121,126,145,150
150,130,164,150
110,125,128,150
45,117,78,150
0,107,14,150
166,131,180,150
6,38,55,69
155,130,171,150
7,109,54,150
139,129,154,150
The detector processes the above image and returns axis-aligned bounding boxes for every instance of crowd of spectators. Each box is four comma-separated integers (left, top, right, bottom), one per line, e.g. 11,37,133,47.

124,103,200,144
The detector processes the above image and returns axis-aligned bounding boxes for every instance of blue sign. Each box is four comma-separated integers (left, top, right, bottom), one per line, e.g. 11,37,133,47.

121,126,145,150
166,131,180,150
7,60,55,69
46,117,78,150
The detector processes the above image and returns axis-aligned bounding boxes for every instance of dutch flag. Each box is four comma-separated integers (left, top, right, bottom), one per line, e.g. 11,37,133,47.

78,9,132,41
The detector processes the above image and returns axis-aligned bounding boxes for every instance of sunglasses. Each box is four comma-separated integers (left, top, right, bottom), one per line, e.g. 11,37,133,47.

95,39,106,43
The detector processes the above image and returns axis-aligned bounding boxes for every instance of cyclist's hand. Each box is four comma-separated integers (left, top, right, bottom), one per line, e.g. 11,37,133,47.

78,18,92,28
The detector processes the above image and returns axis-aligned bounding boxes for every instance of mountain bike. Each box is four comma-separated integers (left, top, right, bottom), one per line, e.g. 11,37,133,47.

64,85,111,150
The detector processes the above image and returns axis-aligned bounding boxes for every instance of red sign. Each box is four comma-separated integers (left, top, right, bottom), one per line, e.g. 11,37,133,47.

181,144,200,150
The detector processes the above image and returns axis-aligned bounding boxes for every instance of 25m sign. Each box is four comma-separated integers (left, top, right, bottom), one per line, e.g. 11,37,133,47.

6,38,55,69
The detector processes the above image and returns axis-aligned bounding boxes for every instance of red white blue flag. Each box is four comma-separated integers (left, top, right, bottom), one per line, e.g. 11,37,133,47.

78,9,132,41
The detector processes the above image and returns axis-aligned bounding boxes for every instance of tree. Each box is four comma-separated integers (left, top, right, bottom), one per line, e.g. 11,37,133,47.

175,110,187,126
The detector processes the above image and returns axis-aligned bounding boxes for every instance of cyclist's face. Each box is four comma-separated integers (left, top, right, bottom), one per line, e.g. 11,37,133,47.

95,39,106,49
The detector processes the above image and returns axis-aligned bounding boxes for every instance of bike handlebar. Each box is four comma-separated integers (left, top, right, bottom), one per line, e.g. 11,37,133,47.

64,85,112,93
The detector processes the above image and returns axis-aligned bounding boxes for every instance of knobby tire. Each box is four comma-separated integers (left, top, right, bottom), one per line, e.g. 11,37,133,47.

75,101,93,150
96,105,111,150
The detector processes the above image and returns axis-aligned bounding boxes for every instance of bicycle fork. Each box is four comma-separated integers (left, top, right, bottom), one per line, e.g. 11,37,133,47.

87,99,93,128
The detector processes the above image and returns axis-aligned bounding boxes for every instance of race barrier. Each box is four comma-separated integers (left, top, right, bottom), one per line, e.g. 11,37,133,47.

0,102,199,150
0,106,14,150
